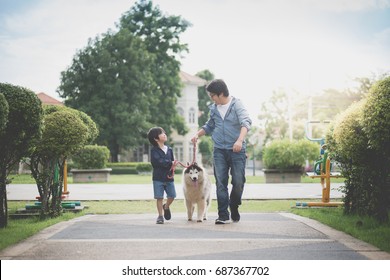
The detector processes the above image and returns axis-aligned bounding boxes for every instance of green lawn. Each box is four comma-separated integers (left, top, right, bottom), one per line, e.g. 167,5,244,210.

8,173,346,184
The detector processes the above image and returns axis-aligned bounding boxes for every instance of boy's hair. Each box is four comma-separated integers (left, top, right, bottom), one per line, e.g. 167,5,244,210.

206,79,229,97
147,127,165,147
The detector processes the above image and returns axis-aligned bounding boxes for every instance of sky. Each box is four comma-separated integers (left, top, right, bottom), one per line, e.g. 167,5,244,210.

1,0,390,125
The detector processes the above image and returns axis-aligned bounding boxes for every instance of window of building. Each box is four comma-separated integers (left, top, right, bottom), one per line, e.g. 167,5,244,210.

173,142,184,162
189,107,196,123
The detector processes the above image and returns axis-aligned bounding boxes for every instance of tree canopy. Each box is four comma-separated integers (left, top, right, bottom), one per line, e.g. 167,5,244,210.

58,0,191,161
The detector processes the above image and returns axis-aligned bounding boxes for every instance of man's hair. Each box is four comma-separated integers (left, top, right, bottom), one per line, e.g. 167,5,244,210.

206,79,229,97
147,127,165,147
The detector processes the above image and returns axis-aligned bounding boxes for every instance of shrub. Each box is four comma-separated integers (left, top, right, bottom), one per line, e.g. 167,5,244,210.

263,139,319,170
331,100,368,163
327,76,390,222
72,145,110,169
135,162,152,173
0,83,43,227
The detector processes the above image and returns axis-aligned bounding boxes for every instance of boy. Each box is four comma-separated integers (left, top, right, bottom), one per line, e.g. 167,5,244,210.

147,127,176,224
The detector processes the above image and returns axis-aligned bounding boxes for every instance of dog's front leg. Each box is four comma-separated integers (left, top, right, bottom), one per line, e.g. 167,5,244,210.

185,199,194,221
196,200,206,222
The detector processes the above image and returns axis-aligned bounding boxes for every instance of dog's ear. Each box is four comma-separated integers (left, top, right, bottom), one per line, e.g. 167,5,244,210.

194,163,202,171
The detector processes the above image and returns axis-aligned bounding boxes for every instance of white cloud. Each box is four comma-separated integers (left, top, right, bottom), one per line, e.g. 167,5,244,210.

0,0,132,94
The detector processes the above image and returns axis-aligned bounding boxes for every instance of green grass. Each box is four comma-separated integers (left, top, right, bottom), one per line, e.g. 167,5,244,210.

291,207,390,253
0,211,84,251
2,199,389,255
9,173,346,184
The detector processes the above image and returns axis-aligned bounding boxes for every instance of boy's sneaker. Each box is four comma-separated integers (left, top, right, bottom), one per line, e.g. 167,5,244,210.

230,205,240,222
215,218,230,225
163,204,171,220
156,215,164,224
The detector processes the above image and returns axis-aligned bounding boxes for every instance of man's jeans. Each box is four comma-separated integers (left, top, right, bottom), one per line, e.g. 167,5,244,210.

213,148,246,220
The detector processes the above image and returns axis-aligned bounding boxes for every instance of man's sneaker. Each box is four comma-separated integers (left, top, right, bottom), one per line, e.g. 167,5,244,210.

163,204,171,220
230,205,240,222
156,215,164,224
215,218,230,225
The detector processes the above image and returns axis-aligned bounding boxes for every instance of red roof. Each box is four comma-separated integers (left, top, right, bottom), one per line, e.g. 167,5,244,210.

179,71,206,86
36,92,63,106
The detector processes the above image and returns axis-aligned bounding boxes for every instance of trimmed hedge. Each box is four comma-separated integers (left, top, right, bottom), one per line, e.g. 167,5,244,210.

327,76,390,222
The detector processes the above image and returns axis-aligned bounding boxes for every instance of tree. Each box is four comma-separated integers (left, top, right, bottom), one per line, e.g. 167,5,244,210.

59,0,191,161
29,105,97,218
195,69,214,126
258,88,290,143
0,83,43,228
59,29,155,162
194,70,214,166
0,92,8,133
118,0,191,137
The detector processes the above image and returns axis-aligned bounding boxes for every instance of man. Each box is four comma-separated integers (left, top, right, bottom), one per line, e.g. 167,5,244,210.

191,79,252,224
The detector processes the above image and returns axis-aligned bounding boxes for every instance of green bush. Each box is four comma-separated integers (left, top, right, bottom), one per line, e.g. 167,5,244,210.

72,145,110,169
363,77,390,156
135,162,152,173
327,76,390,222
331,100,368,163
263,139,319,170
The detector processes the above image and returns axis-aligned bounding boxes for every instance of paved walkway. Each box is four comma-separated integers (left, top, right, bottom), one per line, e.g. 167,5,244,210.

2,183,390,260
1,212,389,260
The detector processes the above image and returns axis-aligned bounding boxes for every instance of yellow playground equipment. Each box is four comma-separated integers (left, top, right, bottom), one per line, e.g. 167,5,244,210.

296,121,343,207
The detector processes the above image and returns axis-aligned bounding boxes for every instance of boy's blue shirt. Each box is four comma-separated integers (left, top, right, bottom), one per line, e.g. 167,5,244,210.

202,97,252,150
150,146,174,182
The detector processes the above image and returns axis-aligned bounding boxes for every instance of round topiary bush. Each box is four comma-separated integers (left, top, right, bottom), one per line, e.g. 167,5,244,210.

263,139,319,170
330,99,368,163
363,76,390,157
72,145,110,169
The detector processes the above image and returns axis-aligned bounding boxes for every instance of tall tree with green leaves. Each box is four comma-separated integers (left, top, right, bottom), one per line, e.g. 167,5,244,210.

59,29,155,161
59,0,190,161
118,0,191,136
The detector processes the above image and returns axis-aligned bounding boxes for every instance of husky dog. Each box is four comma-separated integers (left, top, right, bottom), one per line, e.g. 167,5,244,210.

182,163,212,222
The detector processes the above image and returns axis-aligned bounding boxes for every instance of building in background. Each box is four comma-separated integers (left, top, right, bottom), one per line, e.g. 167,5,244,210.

36,92,63,106
129,71,206,163
170,71,206,164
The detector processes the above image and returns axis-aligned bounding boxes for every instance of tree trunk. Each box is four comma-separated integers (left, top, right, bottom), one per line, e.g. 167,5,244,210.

110,142,120,162
0,170,8,228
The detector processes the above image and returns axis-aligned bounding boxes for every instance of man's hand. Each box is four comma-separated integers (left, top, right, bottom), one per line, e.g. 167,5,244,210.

191,134,198,144
233,139,243,152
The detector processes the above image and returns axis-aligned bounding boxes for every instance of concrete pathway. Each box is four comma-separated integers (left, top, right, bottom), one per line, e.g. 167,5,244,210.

2,182,390,260
1,212,389,260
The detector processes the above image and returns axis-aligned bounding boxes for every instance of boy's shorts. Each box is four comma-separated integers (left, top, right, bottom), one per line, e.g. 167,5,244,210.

153,181,176,199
